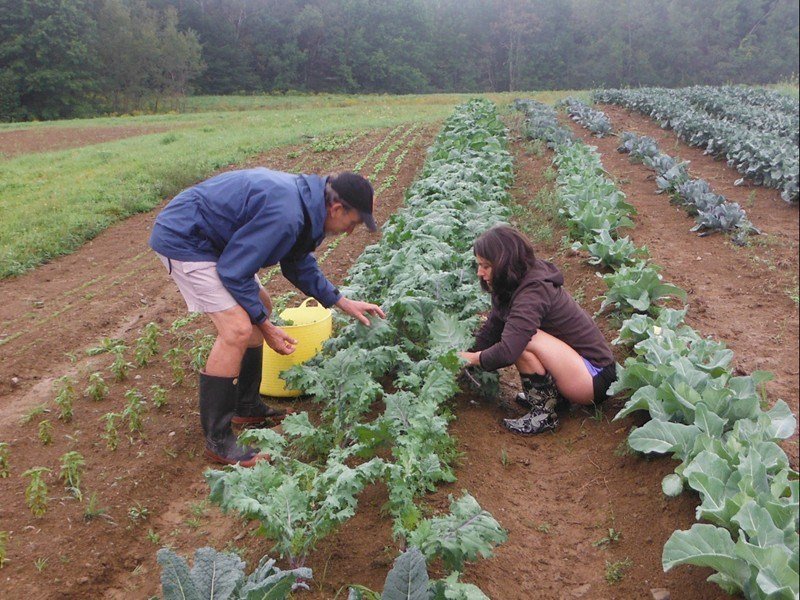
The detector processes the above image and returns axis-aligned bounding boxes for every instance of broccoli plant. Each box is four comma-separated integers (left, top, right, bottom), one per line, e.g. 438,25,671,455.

38,420,53,445
150,385,168,408
186,330,215,372
123,389,147,434
0,531,7,569
157,547,312,600
348,547,492,600
600,262,687,316
101,412,121,450
22,467,51,517
163,347,187,385
110,349,133,382
207,445,385,569
572,229,648,270
59,451,85,499
406,493,507,571
53,376,76,422
86,337,126,356
84,372,109,402
133,322,161,367
0,443,9,477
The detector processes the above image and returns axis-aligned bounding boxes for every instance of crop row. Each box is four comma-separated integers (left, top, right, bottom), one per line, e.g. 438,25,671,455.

201,100,514,599
616,131,757,243
559,96,612,137
669,86,799,144
593,87,799,203
517,100,799,600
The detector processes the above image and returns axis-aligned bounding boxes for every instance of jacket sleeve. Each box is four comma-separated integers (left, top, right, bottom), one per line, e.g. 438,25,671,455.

216,206,301,324
280,253,342,308
479,284,551,371
470,310,504,352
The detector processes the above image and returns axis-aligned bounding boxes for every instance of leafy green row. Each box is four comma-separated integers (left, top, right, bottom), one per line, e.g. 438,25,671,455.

517,100,798,599
617,131,758,243
670,86,799,144
559,97,612,137
513,99,574,148
593,87,799,203
205,100,511,589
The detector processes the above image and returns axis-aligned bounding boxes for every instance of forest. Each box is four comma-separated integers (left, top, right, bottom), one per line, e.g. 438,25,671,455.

1,0,798,121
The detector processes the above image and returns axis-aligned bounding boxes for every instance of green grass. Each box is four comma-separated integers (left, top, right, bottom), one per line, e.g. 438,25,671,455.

766,76,799,99
0,91,582,278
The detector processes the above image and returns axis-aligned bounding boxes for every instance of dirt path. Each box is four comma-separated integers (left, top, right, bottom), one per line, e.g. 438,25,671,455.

0,125,177,159
566,108,800,453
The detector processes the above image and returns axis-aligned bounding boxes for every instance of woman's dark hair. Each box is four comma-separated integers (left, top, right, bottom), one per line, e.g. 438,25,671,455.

473,225,537,302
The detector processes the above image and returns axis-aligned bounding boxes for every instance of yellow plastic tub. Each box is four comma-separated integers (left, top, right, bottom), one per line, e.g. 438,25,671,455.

260,298,333,397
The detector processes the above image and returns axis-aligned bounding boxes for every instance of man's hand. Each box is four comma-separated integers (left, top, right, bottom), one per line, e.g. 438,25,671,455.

335,297,386,326
258,321,297,355
458,351,481,367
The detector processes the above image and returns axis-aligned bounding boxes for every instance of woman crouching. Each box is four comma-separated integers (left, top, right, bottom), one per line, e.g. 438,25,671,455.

459,225,617,435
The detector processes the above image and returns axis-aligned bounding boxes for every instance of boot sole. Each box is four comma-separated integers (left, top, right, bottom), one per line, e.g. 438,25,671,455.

204,448,270,468
231,414,288,426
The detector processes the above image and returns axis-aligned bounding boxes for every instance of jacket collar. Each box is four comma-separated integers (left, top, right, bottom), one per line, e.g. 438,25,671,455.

296,174,327,246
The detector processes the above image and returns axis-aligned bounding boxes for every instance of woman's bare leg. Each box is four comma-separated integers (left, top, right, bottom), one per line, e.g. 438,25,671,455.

514,330,594,405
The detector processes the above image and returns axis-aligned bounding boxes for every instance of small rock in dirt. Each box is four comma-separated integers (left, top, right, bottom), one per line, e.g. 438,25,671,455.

571,584,591,597
169,431,176,436
10,377,20,387
77,577,89,585
651,588,670,600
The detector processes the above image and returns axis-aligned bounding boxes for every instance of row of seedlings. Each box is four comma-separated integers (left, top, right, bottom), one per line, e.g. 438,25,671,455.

663,85,798,143
593,87,799,203
559,96,612,137
517,99,799,600
616,131,758,243
561,96,758,244
195,100,514,599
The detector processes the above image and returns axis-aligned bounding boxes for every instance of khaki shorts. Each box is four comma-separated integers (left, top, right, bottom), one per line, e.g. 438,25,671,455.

157,253,264,314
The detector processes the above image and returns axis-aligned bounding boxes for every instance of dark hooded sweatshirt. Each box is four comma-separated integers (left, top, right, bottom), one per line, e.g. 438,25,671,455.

474,259,614,372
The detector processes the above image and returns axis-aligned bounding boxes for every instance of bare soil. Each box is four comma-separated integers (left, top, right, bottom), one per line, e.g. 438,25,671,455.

0,114,794,600
0,125,176,159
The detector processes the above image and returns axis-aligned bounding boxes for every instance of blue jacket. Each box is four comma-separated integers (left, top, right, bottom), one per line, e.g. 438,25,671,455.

149,168,341,324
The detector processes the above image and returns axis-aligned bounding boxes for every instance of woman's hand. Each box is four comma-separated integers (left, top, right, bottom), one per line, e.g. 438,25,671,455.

335,297,386,326
458,351,481,367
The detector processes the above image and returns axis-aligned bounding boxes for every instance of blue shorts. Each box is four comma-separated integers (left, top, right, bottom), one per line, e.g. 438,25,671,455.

582,358,617,404
582,357,603,377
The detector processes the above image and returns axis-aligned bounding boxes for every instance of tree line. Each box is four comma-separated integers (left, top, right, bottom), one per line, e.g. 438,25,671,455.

1,0,798,122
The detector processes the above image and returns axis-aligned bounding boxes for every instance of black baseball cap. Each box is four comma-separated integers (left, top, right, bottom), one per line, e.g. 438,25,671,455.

329,172,377,232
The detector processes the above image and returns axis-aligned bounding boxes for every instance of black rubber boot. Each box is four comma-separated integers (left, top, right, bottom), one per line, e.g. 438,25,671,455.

231,346,291,427
515,372,563,413
199,372,262,467
503,406,559,435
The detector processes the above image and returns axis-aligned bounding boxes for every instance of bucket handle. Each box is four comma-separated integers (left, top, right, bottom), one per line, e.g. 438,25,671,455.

300,297,321,309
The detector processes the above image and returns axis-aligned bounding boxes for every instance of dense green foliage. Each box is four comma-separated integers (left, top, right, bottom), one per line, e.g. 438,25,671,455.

157,547,312,599
518,99,799,600
1,0,798,120
594,86,799,203
206,101,510,587
0,0,202,120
